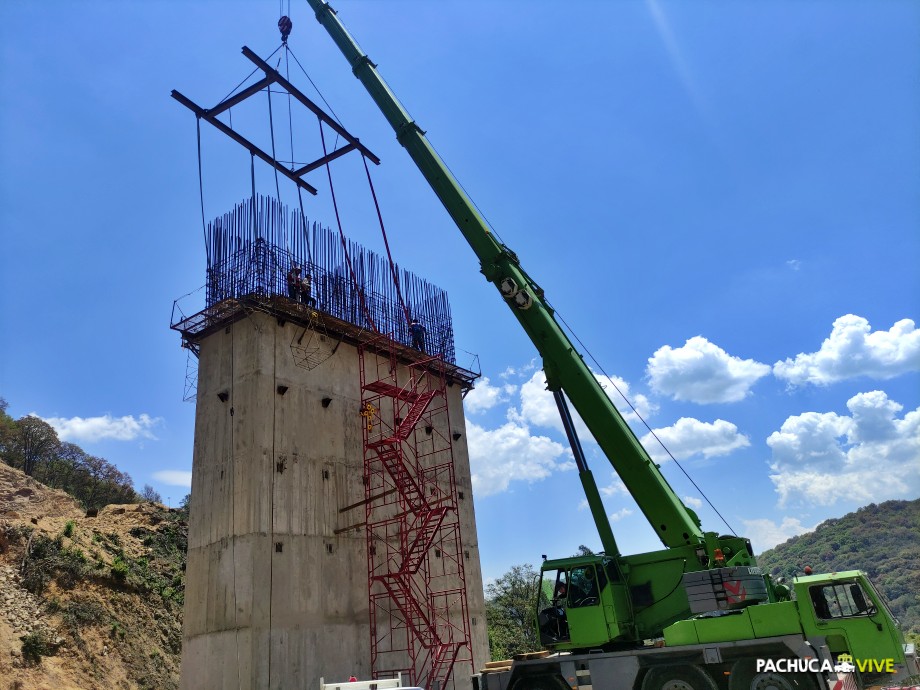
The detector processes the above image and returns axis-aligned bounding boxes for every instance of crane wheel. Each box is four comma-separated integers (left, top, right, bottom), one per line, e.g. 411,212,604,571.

508,673,569,690
640,664,717,690
727,659,819,690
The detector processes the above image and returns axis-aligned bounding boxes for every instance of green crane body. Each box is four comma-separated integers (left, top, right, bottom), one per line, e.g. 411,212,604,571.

304,0,756,646
303,5,916,685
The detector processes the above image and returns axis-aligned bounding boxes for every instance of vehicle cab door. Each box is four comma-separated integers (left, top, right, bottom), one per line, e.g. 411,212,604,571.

805,579,904,679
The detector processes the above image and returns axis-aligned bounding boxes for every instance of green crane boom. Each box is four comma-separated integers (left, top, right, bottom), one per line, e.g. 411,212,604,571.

300,6,919,680
305,0,704,553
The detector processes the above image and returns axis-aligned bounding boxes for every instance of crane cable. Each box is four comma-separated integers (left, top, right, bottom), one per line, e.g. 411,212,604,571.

318,121,377,332
551,306,738,537
362,156,411,325
287,42,409,326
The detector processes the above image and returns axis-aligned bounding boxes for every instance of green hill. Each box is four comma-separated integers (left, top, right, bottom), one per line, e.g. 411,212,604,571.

756,499,920,642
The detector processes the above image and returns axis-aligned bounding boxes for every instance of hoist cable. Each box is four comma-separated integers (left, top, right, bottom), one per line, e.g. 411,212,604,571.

283,46,312,265
319,119,376,331
296,184,314,265
362,155,410,324
266,58,284,206
285,46,344,127
196,117,209,266
250,153,258,238
215,45,283,110
550,306,737,536
284,49,296,172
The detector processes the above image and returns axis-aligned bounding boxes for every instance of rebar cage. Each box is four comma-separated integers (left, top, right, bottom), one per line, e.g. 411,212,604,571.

202,194,458,363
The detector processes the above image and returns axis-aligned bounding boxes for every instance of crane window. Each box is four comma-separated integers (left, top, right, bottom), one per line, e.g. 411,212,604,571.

568,566,600,608
809,582,876,620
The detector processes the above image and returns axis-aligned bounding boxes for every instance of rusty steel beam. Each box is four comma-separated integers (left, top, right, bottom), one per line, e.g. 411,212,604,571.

171,89,319,195
241,45,380,165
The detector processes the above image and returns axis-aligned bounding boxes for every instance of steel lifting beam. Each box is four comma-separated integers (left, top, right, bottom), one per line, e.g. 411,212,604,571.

171,88,319,195
171,44,382,197
241,46,380,165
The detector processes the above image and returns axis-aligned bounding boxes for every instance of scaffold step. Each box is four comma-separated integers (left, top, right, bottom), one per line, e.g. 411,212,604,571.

395,392,437,440
403,507,451,573
363,380,423,402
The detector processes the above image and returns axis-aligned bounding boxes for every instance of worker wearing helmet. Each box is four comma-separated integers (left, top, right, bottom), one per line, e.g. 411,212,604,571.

409,318,426,353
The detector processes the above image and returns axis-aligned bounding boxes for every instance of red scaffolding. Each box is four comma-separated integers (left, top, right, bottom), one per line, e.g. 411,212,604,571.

359,335,472,690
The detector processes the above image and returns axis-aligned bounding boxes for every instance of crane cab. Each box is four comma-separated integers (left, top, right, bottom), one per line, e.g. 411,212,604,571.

536,555,632,651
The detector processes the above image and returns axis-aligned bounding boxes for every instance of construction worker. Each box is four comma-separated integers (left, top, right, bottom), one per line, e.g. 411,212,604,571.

301,270,316,307
409,318,426,353
287,264,303,303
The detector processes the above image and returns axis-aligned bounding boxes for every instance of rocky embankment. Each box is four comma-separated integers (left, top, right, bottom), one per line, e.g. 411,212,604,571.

0,463,187,690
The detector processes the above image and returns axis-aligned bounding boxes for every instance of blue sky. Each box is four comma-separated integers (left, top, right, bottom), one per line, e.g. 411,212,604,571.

1,1,918,584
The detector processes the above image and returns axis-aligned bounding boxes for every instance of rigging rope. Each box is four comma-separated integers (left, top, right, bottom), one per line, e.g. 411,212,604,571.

551,306,738,536
362,155,410,324
266,58,284,206
286,46,344,128
250,153,258,239
196,118,209,266
319,119,377,332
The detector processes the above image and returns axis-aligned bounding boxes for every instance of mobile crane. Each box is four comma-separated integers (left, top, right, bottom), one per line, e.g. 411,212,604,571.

303,3,918,689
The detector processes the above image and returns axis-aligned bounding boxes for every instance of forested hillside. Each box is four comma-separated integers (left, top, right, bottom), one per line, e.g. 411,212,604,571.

0,397,139,510
757,499,920,642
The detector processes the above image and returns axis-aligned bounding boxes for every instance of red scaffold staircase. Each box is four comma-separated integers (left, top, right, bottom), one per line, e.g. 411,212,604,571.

359,338,472,690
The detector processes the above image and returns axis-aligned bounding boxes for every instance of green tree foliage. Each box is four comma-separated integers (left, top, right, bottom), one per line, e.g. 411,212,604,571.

141,484,163,503
8,415,60,476
757,499,920,643
0,397,16,454
485,564,541,660
0,399,138,510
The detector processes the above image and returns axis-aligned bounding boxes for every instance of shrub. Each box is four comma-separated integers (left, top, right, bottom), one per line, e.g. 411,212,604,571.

62,520,75,538
111,557,129,582
20,630,55,665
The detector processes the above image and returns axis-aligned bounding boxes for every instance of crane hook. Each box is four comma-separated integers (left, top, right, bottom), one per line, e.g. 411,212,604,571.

278,15,293,44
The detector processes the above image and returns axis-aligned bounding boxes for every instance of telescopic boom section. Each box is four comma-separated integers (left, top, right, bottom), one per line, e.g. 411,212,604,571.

306,0,704,549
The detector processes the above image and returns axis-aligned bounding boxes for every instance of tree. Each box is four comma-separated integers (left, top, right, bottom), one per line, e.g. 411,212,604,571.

485,564,541,660
140,484,162,503
9,416,60,476
0,397,16,461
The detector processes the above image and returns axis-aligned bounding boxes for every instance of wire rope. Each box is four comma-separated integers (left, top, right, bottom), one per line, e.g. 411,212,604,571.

196,118,209,265
266,58,284,205
550,305,737,536
318,118,376,331
361,155,410,324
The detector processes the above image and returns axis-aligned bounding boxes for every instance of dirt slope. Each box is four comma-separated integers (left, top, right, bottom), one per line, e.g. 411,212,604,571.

0,463,185,690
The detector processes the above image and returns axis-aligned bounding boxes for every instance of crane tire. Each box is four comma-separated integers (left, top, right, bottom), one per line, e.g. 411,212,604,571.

727,658,819,690
640,664,718,690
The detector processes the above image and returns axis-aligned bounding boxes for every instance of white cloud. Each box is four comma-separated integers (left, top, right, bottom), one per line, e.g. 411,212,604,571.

647,336,771,404
500,360,537,380
767,390,920,507
786,259,802,271
152,470,193,487
41,413,161,443
601,478,628,497
466,420,571,497
742,516,815,552
640,417,750,463
464,377,514,414
609,507,633,522
774,315,920,386
517,370,656,441
683,495,703,509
